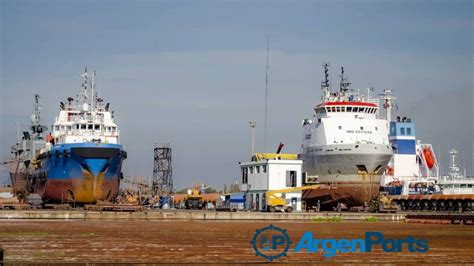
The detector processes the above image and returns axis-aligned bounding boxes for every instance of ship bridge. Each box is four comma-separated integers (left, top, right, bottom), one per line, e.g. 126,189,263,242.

314,101,378,118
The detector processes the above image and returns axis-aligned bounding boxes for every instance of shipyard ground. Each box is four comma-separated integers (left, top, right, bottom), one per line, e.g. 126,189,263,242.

0,212,473,263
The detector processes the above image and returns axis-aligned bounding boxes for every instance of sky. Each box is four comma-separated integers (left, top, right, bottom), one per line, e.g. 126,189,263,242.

0,0,473,190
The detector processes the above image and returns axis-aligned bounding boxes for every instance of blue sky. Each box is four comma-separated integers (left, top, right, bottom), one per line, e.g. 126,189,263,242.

1,0,472,189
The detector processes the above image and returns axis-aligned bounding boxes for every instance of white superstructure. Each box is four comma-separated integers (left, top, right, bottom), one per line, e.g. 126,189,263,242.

51,68,120,145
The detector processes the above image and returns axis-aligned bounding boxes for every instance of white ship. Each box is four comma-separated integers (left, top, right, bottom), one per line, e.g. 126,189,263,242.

299,64,393,206
438,149,474,195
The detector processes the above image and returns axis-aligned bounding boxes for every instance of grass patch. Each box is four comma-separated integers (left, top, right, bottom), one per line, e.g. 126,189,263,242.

311,215,342,223
363,216,378,223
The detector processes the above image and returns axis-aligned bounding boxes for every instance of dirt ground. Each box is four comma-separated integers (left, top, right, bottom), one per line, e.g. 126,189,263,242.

0,220,473,264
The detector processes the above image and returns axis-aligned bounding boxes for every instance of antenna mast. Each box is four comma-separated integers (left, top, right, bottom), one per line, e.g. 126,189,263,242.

339,66,351,92
264,35,270,152
321,62,330,101
91,70,96,112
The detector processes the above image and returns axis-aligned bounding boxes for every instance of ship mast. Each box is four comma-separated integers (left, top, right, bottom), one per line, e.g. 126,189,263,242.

380,89,396,125
448,149,461,179
80,67,89,111
91,70,96,112
339,66,351,93
321,62,330,102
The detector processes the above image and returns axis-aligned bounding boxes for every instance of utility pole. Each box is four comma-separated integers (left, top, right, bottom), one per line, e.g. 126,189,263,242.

264,35,270,153
249,122,256,157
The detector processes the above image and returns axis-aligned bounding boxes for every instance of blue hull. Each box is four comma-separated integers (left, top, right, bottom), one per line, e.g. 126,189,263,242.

31,143,126,203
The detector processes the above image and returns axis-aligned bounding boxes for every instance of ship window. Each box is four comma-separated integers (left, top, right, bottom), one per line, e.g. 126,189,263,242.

331,107,336,112
75,124,79,130
407,128,411,135
375,127,378,131
87,124,92,130
256,165,260,173
112,127,116,132
336,107,341,112
461,184,467,188
326,107,330,112
94,124,100,130
359,107,365,113
262,165,267,173
55,126,59,131
81,124,86,130
400,127,405,135
468,184,472,188
347,107,352,112
338,126,342,130
360,126,364,130
341,107,345,112
60,126,65,131
66,126,72,131
250,166,254,174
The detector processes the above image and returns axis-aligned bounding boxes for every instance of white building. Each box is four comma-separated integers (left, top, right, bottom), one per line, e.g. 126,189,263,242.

240,155,303,211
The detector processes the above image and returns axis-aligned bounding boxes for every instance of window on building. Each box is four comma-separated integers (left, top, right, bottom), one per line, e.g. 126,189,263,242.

286,171,297,187
400,127,405,135
262,164,267,173
242,168,248,184
407,128,411,135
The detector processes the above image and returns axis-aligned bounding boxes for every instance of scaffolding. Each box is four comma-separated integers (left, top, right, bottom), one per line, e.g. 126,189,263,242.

153,144,173,197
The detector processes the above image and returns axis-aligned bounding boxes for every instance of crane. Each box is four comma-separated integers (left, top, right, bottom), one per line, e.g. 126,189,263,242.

266,184,326,213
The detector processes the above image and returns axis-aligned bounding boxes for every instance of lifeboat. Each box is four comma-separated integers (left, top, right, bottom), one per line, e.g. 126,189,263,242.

423,147,436,169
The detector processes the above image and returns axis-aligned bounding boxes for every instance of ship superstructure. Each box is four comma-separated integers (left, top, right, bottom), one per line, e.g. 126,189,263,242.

300,63,393,206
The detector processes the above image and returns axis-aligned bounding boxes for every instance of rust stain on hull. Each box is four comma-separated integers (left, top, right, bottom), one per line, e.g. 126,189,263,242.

41,171,119,204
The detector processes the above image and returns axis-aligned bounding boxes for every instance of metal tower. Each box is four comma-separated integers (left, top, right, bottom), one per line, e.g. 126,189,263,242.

153,143,173,196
